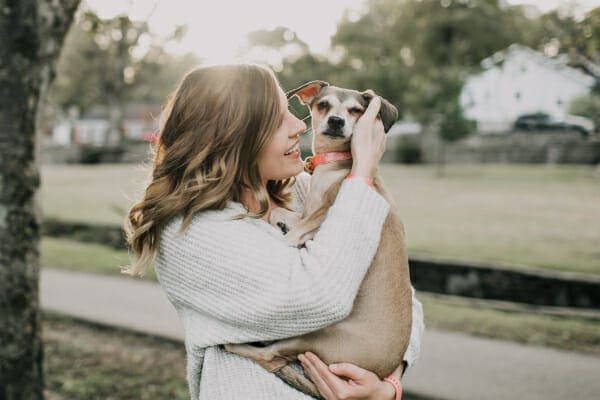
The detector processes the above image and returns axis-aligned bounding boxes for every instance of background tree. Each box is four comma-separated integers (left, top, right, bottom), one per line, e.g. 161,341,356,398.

331,0,528,170
240,26,341,122
243,1,600,164
0,1,80,398
47,10,199,145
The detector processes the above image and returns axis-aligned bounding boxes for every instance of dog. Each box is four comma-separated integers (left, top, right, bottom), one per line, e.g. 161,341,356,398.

224,81,413,398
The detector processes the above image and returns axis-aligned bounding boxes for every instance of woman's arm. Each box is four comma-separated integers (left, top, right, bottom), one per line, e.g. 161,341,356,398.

296,289,424,399
156,178,390,344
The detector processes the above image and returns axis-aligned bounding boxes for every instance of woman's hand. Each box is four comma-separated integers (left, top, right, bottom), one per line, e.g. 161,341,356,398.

350,94,387,181
298,352,397,400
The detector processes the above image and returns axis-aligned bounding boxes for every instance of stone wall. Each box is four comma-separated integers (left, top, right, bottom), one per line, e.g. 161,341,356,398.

416,130,600,164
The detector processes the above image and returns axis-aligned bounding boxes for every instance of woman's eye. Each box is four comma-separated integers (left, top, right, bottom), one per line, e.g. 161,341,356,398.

317,101,329,110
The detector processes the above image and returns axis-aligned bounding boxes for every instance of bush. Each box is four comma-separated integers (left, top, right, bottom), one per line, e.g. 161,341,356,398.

395,137,422,164
569,94,600,133
79,145,125,164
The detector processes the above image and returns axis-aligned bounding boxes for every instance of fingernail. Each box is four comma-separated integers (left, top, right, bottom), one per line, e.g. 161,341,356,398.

330,364,338,371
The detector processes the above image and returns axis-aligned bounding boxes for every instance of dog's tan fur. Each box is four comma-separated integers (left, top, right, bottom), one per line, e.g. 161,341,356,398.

224,82,412,398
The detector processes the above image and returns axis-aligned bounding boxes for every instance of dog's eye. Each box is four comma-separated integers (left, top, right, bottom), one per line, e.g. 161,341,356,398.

349,107,363,114
317,101,330,111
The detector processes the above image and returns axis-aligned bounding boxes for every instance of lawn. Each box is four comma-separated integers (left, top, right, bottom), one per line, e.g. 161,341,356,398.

41,238,600,355
44,313,437,400
43,313,188,400
380,164,600,275
40,163,600,275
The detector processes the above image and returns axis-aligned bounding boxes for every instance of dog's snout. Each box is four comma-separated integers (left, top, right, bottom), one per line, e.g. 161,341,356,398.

327,116,345,129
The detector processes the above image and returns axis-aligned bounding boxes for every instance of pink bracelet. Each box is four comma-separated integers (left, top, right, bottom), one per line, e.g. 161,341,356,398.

346,173,374,187
383,375,402,400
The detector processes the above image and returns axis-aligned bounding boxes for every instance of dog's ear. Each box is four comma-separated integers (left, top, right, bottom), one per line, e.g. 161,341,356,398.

286,81,329,105
361,90,399,133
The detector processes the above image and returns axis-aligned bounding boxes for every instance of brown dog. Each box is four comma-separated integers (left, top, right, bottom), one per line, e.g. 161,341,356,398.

224,81,412,398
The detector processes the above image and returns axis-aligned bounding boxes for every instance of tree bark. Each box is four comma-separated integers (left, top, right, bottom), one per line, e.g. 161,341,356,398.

0,1,80,398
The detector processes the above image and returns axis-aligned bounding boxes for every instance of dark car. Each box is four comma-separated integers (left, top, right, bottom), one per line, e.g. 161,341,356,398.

513,112,591,136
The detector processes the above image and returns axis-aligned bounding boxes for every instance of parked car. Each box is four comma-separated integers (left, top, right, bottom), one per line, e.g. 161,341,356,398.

513,112,593,136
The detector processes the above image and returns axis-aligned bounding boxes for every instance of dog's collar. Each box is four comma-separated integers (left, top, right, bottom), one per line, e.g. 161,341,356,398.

304,151,352,174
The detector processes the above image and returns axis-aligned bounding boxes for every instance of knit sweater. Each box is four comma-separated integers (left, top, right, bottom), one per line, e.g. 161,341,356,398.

155,172,424,400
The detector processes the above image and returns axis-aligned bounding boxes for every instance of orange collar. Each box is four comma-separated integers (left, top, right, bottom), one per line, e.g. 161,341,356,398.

304,151,352,174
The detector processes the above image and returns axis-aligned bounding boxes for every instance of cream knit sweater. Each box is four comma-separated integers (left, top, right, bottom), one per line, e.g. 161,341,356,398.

155,172,424,400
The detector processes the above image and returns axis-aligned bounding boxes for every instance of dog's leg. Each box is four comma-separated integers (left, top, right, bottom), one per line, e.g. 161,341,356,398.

224,342,323,398
275,364,322,399
223,343,290,372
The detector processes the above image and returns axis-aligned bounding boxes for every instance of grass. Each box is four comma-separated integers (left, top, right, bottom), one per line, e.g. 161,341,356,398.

40,163,600,275
41,237,600,355
378,164,600,275
419,293,600,355
40,163,150,225
43,313,188,400
43,313,437,400
40,237,157,281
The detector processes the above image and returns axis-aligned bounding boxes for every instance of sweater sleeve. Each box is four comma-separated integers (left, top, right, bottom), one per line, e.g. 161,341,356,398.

156,178,390,344
403,287,424,368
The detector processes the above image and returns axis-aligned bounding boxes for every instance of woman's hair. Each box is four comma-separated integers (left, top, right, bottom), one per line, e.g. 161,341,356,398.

123,64,296,277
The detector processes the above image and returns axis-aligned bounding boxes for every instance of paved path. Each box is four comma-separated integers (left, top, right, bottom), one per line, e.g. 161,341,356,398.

40,268,600,400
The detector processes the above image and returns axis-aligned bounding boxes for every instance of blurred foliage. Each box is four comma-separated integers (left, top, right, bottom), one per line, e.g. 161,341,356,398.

240,0,600,170
48,10,200,115
529,7,600,63
244,1,599,127
49,1,600,144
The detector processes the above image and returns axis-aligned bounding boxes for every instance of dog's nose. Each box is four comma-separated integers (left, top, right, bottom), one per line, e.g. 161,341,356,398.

327,116,345,129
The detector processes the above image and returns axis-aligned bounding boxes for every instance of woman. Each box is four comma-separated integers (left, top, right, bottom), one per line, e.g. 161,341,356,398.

124,64,423,399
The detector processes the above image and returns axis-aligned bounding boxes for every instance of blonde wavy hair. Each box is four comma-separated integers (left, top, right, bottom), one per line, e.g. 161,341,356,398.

123,64,296,277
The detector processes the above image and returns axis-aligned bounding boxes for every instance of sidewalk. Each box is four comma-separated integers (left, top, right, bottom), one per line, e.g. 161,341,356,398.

40,268,600,400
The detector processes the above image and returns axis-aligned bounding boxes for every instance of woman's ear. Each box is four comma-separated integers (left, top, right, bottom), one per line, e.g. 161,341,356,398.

286,81,329,105
361,90,399,133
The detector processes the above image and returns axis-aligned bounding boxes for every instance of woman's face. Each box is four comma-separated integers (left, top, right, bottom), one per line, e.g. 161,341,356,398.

257,88,307,183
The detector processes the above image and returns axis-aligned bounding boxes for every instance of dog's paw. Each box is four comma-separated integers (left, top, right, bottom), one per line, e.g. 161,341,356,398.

283,228,315,248
282,229,304,247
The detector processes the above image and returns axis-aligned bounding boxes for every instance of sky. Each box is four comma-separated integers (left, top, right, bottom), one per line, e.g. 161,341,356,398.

87,0,600,64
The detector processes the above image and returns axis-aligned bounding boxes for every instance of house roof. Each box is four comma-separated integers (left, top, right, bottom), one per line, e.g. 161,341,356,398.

479,43,596,88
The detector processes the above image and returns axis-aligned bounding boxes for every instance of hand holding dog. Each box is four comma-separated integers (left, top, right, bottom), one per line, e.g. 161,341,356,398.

350,94,386,181
298,352,397,400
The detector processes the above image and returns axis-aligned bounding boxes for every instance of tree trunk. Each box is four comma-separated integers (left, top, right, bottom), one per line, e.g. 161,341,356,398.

0,1,80,399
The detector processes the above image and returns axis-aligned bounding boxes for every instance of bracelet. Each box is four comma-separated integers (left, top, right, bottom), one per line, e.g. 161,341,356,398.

346,173,374,187
383,375,402,400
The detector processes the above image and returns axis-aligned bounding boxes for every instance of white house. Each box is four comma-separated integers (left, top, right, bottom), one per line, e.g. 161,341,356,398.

460,44,596,133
